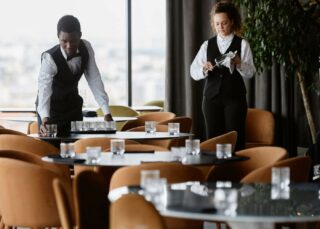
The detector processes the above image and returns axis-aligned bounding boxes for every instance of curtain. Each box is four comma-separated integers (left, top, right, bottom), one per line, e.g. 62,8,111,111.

165,0,319,156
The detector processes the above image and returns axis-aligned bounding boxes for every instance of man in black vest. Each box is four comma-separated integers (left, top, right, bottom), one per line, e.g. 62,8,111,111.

37,15,113,136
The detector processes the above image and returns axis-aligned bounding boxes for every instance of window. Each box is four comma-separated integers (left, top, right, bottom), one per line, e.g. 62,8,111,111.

0,0,165,108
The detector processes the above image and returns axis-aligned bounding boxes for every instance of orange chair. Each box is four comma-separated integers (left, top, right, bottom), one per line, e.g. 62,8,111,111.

121,111,176,131
110,193,166,229
0,158,72,228
206,146,288,182
196,131,238,177
241,156,311,183
245,108,275,148
158,116,193,133
27,121,39,134
0,128,26,136
109,162,205,229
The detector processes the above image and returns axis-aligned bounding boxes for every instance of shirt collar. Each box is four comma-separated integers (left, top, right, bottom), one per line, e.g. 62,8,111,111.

217,33,234,43
60,46,80,60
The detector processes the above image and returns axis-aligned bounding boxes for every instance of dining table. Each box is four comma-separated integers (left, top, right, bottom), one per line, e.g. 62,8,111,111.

108,181,320,229
42,151,249,167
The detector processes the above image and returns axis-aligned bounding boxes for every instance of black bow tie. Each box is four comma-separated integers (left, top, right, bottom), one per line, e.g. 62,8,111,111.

67,53,81,61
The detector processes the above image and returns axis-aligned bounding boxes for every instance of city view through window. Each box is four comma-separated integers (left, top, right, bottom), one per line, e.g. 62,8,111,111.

0,0,166,108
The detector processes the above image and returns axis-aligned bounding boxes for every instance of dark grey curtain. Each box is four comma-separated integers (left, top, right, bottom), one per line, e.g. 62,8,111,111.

165,0,319,156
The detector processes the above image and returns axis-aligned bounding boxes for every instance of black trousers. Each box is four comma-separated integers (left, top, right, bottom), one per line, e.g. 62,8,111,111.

202,93,247,151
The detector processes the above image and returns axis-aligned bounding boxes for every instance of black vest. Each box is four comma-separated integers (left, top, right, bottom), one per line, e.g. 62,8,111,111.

45,40,89,122
204,35,246,100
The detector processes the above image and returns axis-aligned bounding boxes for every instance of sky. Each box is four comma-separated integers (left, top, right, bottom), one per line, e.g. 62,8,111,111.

0,0,165,45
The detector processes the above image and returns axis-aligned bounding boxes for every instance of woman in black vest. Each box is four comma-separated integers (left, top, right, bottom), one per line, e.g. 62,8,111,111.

37,15,113,136
190,2,256,150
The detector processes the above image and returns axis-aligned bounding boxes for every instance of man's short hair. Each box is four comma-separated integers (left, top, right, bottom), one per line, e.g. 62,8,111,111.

57,15,81,34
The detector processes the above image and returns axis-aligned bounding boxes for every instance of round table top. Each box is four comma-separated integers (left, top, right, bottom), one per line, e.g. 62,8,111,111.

108,182,320,224
42,152,248,167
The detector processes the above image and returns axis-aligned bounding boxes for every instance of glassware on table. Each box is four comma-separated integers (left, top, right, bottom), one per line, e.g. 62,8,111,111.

145,121,156,134
213,188,238,216
86,146,102,163
185,139,200,155
46,124,57,137
216,143,232,159
140,170,160,189
60,142,76,158
144,177,167,210
105,121,116,130
271,167,290,199
110,139,125,156
168,123,180,135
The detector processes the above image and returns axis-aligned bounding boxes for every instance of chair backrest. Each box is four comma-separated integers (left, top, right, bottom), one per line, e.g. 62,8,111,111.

206,146,288,182
245,108,275,148
109,162,205,190
110,193,166,229
0,134,59,156
73,171,109,229
158,116,193,133
0,125,5,129
53,179,74,229
109,163,204,229
121,112,176,131
74,137,139,154
200,131,238,152
0,149,70,182
143,100,164,108
0,158,71,227
241,156,312,183
27,121,39,134
0,128,27,136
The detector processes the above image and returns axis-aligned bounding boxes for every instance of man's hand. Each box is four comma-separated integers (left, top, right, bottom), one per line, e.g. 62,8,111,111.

104,113,113,121
39,117,49,136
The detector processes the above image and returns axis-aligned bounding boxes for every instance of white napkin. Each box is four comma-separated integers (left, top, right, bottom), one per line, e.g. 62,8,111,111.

221,51,237,74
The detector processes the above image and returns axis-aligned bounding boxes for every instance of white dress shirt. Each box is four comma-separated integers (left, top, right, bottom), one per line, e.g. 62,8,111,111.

37,39,110,119
190,34,256,81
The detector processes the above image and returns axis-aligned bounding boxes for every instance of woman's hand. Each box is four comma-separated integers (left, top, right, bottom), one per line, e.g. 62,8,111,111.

203,61,215,74
40,117,49,136
104,113,113,121
232,54,241,68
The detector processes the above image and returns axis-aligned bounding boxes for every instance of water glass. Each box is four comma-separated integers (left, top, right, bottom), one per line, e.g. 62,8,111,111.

168,123,180,135
145,121,156,134
75,121,83,131
110,139,125,156
105,121,116,130
185,139,200,155
144,178,167,210
67,143,76,158
46,124,57,137
271,167,290,199
140,170,160,189
213,189,238,216
70,121,77,131
216,143,232,159
60,142,69,158
86,146,102,163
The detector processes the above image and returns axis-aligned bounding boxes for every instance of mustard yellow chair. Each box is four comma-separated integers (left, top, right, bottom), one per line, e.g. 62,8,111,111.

97,105,139,130
110,193,166,229
27,121,39,134
245,108,275,148
206,146,288,182
121,111,176,131
143,100,164,109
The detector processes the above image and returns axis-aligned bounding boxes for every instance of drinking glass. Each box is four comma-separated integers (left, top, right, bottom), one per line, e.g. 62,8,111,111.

144,178,167,210
110,139,125,156
60,142,68,158
145,121,156,134
46,124,57,137
213,189,238,216
216,143,232,159
67,143,76,158
271,167,291,199
185,139,200,155
140,170,160,189
86,146,102,163
168,123,180,135
105,121,116,130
